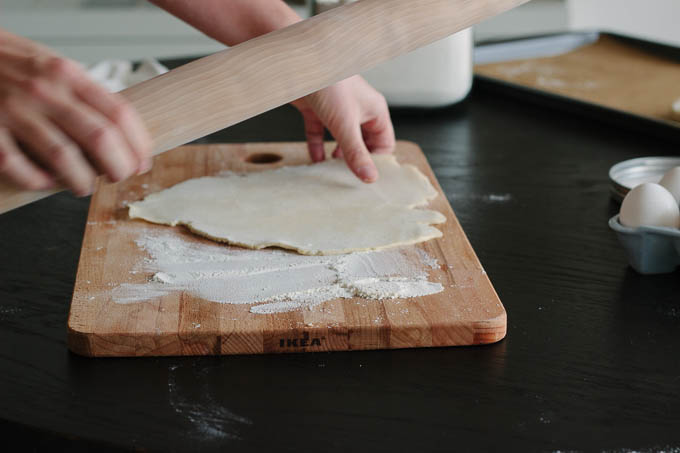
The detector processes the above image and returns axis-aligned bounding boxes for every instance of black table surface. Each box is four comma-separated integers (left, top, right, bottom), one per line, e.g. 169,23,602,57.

2,66,680,452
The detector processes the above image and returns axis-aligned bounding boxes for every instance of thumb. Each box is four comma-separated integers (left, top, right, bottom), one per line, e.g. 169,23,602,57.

331,122,378,183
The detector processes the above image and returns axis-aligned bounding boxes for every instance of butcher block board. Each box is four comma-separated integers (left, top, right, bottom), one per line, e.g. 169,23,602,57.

68,141,506,357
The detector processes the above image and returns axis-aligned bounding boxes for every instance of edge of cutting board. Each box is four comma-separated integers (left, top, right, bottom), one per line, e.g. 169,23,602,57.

67,141,506,357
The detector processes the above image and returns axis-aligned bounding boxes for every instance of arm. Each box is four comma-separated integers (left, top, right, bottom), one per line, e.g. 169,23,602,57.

149,0,301,45
151,0,395,182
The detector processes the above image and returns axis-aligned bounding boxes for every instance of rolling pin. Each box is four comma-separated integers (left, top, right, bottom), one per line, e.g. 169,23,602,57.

0,0,529,214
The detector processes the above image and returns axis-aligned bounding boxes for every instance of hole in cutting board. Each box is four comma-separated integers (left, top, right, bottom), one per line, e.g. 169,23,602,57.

245,153,283,164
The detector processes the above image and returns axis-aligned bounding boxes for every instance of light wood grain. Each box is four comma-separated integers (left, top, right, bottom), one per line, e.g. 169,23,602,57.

476,35,680,124
0,0,528,215
67,141,507,357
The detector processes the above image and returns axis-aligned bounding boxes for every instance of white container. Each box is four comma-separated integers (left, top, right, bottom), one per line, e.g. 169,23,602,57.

312,0,473,108
361,29,473,108
567,0,680,47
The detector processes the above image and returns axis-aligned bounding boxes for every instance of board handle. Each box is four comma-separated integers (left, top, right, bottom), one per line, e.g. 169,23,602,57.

0,0,529,214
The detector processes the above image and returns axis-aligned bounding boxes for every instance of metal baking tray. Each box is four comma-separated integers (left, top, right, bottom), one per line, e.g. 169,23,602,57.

474,31,680,144
609,156,680,202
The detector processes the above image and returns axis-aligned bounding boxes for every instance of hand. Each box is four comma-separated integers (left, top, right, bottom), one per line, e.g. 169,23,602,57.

0,31,151,196
292,75,395,183
150,1,394,182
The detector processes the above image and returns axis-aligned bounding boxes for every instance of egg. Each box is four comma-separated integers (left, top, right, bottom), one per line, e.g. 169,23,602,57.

673,97,680,122
659,166,680,203
620,182,680,228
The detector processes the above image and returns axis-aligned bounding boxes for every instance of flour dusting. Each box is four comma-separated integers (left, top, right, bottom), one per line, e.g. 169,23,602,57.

112,232,443,314
496,62,599,91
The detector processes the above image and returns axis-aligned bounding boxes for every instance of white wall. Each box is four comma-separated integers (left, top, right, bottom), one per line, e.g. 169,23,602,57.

475,0,567,43
567,0,680,46
0,7,226,63
2,1,568,63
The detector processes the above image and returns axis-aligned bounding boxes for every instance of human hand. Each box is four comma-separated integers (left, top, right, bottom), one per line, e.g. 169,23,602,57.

151,1,393,182
0,30,151,196
292,75,395,183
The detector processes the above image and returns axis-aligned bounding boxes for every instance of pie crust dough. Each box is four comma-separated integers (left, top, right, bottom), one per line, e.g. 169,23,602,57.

129,154,446,255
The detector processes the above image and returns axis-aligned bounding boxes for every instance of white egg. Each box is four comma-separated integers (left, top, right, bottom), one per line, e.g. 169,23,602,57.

673,97,680,121
659,166,680,203
620,182,680,228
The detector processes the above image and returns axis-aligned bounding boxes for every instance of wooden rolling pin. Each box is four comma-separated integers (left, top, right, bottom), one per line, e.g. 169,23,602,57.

0,0,529,214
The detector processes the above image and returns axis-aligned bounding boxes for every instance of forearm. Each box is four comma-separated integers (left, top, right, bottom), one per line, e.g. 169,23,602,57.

150,0,301,46
0,27,55,57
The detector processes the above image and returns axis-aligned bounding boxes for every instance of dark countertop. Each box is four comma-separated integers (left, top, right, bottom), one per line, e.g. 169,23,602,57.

1,68,679,452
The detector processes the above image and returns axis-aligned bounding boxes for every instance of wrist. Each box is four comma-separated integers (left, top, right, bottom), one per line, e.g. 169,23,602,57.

244,1,302,40
152,0,303,47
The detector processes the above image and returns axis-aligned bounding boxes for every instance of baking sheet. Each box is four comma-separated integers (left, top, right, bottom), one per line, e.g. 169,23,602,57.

474,32,680,141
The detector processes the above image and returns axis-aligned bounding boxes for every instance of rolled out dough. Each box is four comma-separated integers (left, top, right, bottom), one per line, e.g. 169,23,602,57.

129,154,446,255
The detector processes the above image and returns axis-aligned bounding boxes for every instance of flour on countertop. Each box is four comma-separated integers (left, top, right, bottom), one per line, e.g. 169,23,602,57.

447,193,514,204
112,232,443,314
484,193,513,203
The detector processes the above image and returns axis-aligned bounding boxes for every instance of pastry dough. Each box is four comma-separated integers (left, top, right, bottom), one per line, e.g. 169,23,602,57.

129,155,446,255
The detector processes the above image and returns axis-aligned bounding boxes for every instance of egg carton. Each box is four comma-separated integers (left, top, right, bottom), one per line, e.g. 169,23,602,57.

609,214,680,274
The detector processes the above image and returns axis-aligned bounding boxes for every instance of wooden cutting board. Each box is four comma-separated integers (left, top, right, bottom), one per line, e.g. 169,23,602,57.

67,141,506,357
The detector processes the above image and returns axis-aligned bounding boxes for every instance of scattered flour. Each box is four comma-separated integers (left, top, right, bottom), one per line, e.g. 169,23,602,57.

448,193,513,204
87,220,118,226
484,193,512,203
112,232,443,314
416,248,439,269
496,62,599,91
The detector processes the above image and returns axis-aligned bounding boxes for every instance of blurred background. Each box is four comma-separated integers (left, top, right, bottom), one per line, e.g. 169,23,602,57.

1,0,675,63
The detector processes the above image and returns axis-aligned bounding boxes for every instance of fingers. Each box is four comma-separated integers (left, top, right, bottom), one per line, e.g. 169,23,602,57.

0,128,54,190
73,74,152,172
296,76,395,183
332,122,378,183
6,99,97,196
25,78,139,182
336,91,393,182
42,57,152,174
301,111,326,163
361,97,395,155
